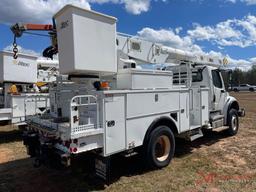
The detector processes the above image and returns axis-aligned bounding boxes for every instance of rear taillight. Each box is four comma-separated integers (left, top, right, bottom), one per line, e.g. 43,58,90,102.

69,147,77,153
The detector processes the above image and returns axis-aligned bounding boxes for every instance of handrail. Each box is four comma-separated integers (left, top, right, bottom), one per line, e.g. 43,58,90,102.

70,95,99,136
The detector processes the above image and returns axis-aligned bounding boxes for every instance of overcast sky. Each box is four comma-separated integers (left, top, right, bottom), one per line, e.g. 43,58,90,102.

1,0,256,70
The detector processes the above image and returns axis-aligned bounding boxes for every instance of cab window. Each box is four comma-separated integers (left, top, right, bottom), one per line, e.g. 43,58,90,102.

212,70,223,88
192,71,203,82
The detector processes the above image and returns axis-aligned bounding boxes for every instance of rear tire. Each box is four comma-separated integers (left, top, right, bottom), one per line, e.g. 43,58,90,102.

226,109,239,136
146,125,175,168
249,88,254,92
233,88,238,92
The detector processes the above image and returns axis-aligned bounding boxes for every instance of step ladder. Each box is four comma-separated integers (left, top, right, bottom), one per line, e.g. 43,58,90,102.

188,127,204,141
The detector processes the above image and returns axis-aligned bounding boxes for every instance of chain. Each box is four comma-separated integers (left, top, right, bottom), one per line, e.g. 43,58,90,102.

13,35,18,59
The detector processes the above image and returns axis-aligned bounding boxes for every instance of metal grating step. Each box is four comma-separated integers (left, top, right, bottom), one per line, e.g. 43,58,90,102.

189,128,204,141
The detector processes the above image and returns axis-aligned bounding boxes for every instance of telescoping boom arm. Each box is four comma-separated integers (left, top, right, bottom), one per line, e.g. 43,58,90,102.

10,22,227,66
11,23,54,37
117,33,227,67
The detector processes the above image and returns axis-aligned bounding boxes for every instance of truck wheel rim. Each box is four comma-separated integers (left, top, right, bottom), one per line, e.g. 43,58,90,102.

155,135,171,162
231,116,237,131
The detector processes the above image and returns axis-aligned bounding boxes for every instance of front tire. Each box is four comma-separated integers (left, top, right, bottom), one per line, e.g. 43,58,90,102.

227,109,239,136
146,125,175,168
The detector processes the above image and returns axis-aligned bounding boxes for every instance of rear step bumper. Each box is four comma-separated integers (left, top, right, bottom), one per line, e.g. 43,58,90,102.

23,131,71,168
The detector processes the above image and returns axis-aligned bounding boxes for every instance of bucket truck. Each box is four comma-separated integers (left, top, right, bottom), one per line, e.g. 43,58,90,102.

0,51,59,125
12,5,244,181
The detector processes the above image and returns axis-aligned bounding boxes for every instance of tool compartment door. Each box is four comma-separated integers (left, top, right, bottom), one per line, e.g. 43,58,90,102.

104,94,125,155
179,91,190,132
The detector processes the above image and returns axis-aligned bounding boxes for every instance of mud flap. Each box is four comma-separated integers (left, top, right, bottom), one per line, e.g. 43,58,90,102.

95,156,111,184
22,132,40,157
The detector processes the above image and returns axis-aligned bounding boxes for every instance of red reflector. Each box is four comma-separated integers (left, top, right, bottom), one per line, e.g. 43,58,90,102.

69,148,73,153
73,148,77,153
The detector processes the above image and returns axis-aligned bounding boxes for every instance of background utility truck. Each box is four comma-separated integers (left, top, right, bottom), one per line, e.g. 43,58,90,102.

0,51,58,125
11,5,245,180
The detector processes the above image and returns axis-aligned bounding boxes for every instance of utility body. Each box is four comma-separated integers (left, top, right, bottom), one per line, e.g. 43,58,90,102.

14,5,245,180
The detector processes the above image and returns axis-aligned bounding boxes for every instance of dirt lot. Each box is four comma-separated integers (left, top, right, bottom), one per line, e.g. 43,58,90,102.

0,92,255,192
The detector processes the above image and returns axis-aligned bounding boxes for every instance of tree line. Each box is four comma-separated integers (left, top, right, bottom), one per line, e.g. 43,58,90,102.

231,65,256,86
222,65,256,87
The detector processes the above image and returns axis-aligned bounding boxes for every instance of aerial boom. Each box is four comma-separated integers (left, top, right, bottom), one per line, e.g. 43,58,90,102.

11,23,54,37
117,33,226,67
10,22,226,67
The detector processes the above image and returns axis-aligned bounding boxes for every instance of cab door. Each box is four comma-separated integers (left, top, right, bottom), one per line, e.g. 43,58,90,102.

211,69,227,112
